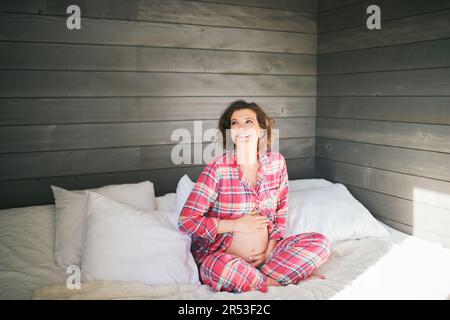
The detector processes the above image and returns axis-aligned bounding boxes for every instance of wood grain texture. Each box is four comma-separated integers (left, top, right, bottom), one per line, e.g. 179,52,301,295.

347,185,450,245
316,1,450,248
318,68,450,96
0,0,317,208
0,0,317,33
75,157,314,196
317,137,450,182
319,9,450,54
0,96,316,125
318,38,450,74
317,97,450,125
0,13,316,54
179,0,317,13
0,42,316,75
317,118,450,153
316,156,450,209
0,71,316,97
0,137,314,180
0,0,316,14
0,157,315,209
319,0,450,33
318,0,363,12
0,117,315,153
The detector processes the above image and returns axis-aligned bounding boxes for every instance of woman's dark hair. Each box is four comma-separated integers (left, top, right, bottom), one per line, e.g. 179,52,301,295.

218,99,275,153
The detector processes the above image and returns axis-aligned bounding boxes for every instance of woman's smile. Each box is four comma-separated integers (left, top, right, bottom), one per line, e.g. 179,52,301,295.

236,133,251,141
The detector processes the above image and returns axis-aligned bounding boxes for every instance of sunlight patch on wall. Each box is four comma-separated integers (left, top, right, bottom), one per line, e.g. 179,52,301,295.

412,188,450,242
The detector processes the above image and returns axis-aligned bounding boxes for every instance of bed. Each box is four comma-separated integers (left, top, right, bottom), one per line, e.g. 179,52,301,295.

1,180,450,300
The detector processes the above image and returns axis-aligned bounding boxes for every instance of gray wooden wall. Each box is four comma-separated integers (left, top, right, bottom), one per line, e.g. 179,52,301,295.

316,0,450,247
0,0,317,208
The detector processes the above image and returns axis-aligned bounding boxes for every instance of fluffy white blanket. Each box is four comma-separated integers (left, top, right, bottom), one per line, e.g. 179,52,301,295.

33,237,450,300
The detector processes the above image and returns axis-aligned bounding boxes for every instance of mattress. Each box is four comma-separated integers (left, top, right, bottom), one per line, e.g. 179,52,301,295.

1,203,450,300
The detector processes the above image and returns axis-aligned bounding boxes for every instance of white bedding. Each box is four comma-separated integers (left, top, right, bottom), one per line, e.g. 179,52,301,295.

0,204,67,300
1,203,450,300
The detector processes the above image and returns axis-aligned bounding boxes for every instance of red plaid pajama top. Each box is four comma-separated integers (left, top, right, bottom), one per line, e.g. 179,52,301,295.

178,149,289,265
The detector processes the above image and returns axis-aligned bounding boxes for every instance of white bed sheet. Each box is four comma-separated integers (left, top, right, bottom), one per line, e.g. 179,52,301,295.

1,203,449,300
0,204,66,300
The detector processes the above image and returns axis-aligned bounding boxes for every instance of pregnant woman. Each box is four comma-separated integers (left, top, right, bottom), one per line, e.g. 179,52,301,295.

178,99,331,293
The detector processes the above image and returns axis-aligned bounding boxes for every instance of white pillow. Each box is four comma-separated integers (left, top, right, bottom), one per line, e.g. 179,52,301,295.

288,178,333,191
51,181,156,270
156,192,177,213
286,183,390,242
81,191,200,286
174,174,195,216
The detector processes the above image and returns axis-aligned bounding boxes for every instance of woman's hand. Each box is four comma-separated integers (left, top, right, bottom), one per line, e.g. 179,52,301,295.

245,239,277,267
235,214,268,233
245,251,268,268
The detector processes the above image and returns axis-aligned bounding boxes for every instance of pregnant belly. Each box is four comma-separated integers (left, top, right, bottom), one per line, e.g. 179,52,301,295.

225,228,269,259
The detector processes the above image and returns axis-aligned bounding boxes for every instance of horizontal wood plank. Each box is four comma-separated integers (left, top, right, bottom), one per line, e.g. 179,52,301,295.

0,137,314,180
347,185,450,244
319,0,450,33
0,0,316,33
0,71,316,97
318,38,450,74
316,157,450,210
0,176,79,209
318,68,450,96
0,117,315,153
0,13,316,54
317,137,450,182
0,42,316,75
317,118,450,153
286,157,315,179
75,157,314,196
318,0,363,12
0,156,314,208
182,0,316,13
319,9,450,54
0,167,199,209
0,96,316,125
317,96,450,125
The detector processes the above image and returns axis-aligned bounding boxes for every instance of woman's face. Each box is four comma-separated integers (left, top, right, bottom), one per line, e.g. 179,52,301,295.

230,109,261,149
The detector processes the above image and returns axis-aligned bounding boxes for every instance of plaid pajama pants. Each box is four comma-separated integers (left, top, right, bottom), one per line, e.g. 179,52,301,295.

199,232,331,293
